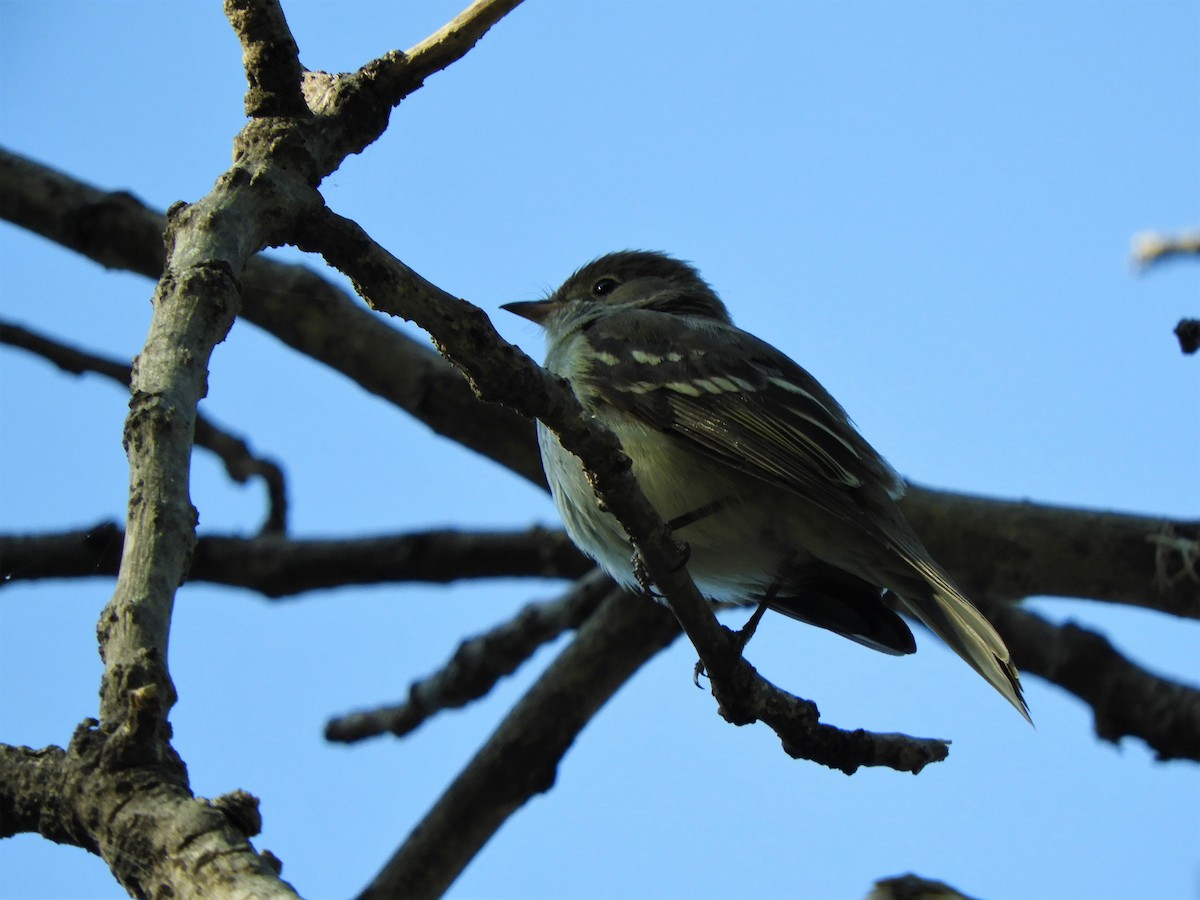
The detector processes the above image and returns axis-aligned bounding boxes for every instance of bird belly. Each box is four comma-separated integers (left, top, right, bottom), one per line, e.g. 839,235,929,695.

538,421,796,602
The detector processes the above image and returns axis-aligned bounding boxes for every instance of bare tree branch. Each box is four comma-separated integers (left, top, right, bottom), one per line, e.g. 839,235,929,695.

356,589,679,898
0,524,126,583
901,487,1200,620
81,162,274,893
404,0,526,79
225,0,308,118
0,1,531,893
0,320,289,533
296,0,525,174
0,731,298,898
0,524,588,594
0,318,132,382
188,526,588,593
7,492,1195,623
7,521,1191,762
0,145,545,485
868,873,979,900
1130,228,1199,354
1132,229,1200,268
327,571,612,742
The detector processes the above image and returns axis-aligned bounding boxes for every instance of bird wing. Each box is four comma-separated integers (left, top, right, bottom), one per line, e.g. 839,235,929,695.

577,309,905,525
577,309,1031,720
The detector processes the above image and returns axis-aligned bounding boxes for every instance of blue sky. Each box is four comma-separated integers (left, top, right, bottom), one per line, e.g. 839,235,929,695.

1,2,1198,898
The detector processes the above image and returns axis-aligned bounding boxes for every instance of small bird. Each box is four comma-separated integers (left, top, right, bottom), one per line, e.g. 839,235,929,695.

503,251,1029,721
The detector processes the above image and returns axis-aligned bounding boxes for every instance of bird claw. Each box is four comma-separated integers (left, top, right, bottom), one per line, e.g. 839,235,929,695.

632,553,657,596
692,599,769,689
631,538,691,596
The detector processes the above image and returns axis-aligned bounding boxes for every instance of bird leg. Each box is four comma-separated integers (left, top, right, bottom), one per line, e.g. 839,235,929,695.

735,595,772,649
693,586,775,687
667,499,726,532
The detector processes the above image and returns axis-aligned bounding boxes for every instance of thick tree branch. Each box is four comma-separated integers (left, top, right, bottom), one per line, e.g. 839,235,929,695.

356,589,680,899
91,0,531,746
80,164,289,893
7,495,1195,624
0,320,289,533
0,730,297,898
901,488,1199,620
0,146,544,485
0,524,588,594
96,211,239,751
1,524,126,583
9,520,1190,761
2,2,534,891
298,0,526,176
327,571,612,743
225,0,309,118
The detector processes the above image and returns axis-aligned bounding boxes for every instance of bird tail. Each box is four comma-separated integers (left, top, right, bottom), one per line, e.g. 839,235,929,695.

764,562,917,656
891,554,1031,724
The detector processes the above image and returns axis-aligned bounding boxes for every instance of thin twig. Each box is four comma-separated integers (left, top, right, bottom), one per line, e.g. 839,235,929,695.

403,0,526,80
1131,230,1200,268
0,320,289,534
326,571,611,742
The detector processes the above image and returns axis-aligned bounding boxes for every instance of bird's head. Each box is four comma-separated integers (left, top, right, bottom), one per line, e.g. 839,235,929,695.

502,250,731,336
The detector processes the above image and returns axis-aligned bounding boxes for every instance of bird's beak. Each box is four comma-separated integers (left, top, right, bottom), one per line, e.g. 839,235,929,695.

500,299,556,324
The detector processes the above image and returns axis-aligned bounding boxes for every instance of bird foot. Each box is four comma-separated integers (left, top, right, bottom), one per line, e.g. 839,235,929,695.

693,599,769,688
631,537,691,597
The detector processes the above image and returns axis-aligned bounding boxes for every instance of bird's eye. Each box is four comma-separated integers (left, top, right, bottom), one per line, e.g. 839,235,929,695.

591,277,620,297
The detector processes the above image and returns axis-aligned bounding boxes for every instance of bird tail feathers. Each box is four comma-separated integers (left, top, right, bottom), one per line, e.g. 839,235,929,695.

893,555,1031,724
